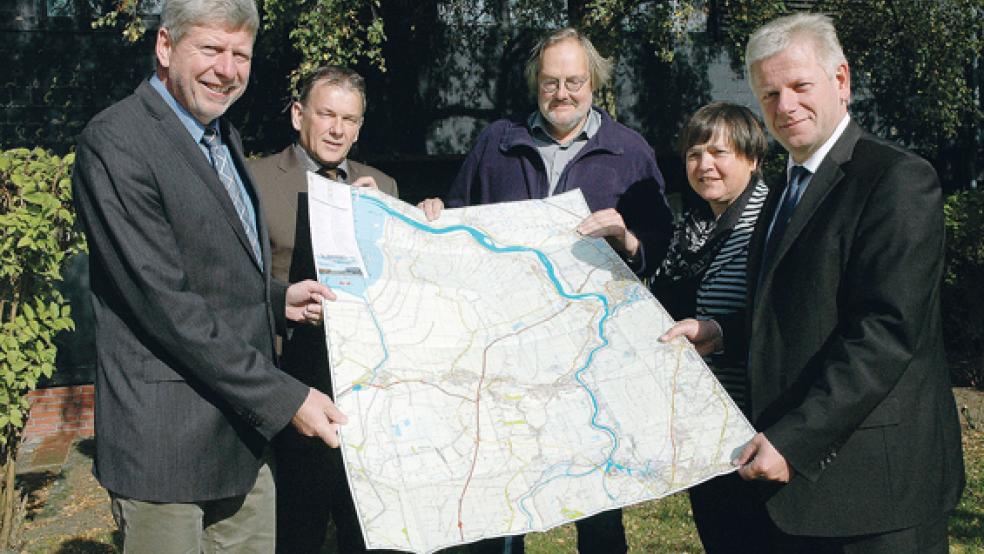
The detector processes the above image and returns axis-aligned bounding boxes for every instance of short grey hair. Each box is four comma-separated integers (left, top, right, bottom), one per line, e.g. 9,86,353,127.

745,13,846,79
297,65,367,113
161,0,260,45
524,27,612,96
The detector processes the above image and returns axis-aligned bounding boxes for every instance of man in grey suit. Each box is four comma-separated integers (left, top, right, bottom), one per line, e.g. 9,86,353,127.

248,66,397,553
663,13,964,553
71,0,348,551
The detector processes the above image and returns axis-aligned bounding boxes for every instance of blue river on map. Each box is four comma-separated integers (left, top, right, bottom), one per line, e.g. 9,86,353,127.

320,191,648,526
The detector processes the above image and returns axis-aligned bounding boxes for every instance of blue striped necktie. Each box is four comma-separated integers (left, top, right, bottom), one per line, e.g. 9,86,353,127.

201,128,262,267
762,165,810,269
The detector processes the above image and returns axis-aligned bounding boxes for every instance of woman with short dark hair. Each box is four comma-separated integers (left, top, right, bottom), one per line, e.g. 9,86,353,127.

653,101,767,410
651,102,771,554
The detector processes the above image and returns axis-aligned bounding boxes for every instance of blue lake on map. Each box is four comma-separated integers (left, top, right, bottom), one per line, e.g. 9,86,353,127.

316,193,387,297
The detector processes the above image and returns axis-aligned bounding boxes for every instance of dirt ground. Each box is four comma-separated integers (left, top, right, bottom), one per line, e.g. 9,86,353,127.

12,388,984,553
17,439,117,553
954,387,984,430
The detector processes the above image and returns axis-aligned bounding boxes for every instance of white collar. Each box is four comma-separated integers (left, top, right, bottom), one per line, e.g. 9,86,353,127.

787,114,851,176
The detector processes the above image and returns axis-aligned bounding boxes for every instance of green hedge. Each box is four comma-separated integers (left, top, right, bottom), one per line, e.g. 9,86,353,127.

943,189,984,388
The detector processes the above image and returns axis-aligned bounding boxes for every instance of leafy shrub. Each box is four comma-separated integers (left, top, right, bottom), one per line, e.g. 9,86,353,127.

0,147,86,546
942,189,984,388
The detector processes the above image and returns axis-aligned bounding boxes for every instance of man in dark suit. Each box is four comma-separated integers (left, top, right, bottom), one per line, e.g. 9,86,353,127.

248,66,397,553
71,0,347,551
663,13,964,553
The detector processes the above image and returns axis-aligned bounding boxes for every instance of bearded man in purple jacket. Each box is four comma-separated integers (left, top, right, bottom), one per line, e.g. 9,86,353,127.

419,27,672,281
419,26,672,554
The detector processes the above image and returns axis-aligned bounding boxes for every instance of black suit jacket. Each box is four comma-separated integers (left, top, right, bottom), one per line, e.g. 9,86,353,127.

723,121,964,536
72,80,309,502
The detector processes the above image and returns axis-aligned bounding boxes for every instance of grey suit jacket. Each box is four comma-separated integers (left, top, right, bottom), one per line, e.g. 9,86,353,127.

248,145,398,282
723,121,964,535
72,80,309,503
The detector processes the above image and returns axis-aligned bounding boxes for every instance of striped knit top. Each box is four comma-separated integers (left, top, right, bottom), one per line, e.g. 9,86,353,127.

652,178,769,412
697,179,768,411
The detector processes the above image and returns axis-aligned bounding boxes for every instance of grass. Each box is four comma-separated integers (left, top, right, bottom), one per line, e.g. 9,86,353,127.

949,424,984,553
526,493,703,553
14,421,984,553
524,425,984,553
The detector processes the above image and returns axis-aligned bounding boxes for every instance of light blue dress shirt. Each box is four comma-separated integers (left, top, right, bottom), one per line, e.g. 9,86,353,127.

149,75,258,231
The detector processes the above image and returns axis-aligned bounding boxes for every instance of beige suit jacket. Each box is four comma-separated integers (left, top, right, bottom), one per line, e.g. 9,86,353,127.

248,145,398,282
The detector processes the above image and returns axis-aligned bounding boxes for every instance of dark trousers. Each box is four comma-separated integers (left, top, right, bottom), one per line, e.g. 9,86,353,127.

690,472,949,554
274,427,393,554
689,472,772,554
468,508,626,554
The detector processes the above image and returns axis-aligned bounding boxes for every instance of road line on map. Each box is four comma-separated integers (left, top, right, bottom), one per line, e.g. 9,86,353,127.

368,378,476,403
358,194,632,538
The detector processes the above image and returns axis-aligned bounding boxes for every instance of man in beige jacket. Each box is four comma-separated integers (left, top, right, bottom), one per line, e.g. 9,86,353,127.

248,65,398,554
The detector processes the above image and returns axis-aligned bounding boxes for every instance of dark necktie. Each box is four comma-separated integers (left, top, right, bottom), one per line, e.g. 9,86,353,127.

762,165,810,269
318,165,342,182
201,128,262,267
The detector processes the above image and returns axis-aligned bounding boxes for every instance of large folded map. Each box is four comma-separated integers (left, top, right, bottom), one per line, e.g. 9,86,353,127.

308,175,754,553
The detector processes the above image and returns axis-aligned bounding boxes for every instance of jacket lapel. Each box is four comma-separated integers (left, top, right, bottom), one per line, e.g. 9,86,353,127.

276,146,311,211
136,81,261,273
277,145,305,181
746,174,783,308
346,160,364,182
499,122,547,200
754,121,862,297
225,122,265,273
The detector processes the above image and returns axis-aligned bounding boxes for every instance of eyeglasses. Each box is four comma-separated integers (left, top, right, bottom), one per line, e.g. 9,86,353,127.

539,76,589,94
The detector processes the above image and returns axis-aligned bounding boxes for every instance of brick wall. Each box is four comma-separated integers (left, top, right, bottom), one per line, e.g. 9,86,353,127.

23,385,94,440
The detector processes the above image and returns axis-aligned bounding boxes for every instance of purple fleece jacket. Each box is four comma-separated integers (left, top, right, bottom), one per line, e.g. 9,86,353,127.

445,107,673,276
